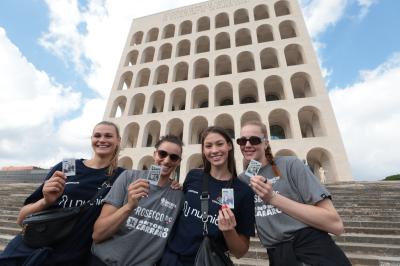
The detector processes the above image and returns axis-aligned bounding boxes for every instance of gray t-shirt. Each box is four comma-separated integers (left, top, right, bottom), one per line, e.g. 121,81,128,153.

239,156,331,248
91,170,184,266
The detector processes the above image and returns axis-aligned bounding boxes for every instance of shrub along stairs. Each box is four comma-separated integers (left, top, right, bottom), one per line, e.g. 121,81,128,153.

0,178,399,266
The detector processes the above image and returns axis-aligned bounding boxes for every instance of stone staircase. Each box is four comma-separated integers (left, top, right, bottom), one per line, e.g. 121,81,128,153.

232,181,400,266
0,180,399,265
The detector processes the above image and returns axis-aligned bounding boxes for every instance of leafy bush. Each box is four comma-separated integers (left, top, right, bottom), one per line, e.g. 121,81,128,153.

383,174,400,181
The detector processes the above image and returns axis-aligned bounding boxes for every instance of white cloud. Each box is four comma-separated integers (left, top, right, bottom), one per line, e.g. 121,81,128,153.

0,27,82,167
40,0,204,98
300,0,348,38
356,0,378,19
329,53,400,181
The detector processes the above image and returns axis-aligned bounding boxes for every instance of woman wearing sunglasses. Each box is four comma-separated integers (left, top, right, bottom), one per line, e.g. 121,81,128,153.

237,121,350,266
90,135,184,266
159,126,255,266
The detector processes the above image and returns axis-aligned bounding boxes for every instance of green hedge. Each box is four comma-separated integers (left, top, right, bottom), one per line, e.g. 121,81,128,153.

383,174,400,181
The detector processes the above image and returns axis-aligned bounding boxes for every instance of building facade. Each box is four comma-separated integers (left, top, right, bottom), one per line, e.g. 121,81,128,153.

103,0,353,183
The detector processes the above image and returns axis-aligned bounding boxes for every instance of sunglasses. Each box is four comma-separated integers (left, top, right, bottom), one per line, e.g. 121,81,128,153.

236,136,265,146
156,150,181,162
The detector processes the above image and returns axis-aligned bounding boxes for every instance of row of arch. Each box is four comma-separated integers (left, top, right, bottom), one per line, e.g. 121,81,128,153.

119,107,325,150
118,44,305,90
131,1,291,45
111,72,314,117
126,21,298,66
118,146,336,183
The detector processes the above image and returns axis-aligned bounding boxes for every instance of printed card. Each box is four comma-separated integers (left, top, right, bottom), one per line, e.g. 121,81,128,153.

221,188,234,209
245,159,262,177
147,164,161,185
62,158,76,176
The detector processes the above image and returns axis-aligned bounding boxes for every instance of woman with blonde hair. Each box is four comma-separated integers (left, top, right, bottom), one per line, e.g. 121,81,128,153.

0,121,125,266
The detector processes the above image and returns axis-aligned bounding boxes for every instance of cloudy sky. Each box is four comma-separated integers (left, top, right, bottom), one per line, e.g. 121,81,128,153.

0,0,399,181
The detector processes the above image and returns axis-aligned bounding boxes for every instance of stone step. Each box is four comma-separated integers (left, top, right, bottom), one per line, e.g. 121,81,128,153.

338,242,400,257
340,215,400,222
249,233,400,250
337,209,400,216
0,210,19,216
242,247,400,265
334,233,400,246
343,221,400,229
344,253,400,266
0,233,15,246
345,227,400,235
0,219,19,229
232,257,268,266
334,203,400,208
0,226,20,236
0,206,22,211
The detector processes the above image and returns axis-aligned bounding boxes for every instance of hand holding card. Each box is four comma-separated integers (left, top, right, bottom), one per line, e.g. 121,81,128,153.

62,158,76,177
221,188,234,209
147,165,161,185
245,159,261,178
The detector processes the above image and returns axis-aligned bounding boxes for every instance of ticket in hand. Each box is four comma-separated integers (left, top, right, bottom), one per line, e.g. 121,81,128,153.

62,158,76,176
221,188,234,209
245,159,262,177
147,164,161,185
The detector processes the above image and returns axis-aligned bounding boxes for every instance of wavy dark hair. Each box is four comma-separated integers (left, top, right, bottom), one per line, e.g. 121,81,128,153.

155,135,184,153
200,126,237,178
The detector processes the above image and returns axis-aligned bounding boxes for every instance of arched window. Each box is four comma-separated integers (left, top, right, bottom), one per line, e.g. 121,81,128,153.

158,43,172,60
260,48,279,69
237,51,255,72
254,4,269,20
146,28,159,42
194,59,209,79
215,55,232,76
125,50,138,66
215,32,230,50
131,31,143,45
275,1,290,16
135,68,150,87
128,93,145,115
235,28,252,46
180,20,192,35
196,36,210,53
174,62,189,82
264,75,285,101
192,85,209,109
197,16,210,32
257,24,274,43
117,71,133,90
234,8,249,24
285,44,305,66
239,79,258,104
162,24,175,39
153,65,169,85
279,20,297,39
141,47,155,63
215,12,229,28
291,72,314,98
215,82,233,107
177,40,191,57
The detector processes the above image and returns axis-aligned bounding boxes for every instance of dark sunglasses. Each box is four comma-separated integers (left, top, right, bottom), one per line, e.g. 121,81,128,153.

236,136,265,146
156,150,181,162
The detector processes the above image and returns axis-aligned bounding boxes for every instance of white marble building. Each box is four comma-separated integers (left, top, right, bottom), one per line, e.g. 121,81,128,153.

103,0,353,183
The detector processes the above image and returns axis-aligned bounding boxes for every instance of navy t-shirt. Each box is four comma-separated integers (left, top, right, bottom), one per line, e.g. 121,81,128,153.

164,169,255,260
24,159,124,264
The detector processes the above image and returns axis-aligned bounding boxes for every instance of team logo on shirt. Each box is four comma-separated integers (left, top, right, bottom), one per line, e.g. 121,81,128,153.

160,197,177,209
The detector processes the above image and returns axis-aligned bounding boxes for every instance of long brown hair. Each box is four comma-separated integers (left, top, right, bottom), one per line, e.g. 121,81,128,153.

201,126,237,178
242,121,281,177
94,121,121,176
